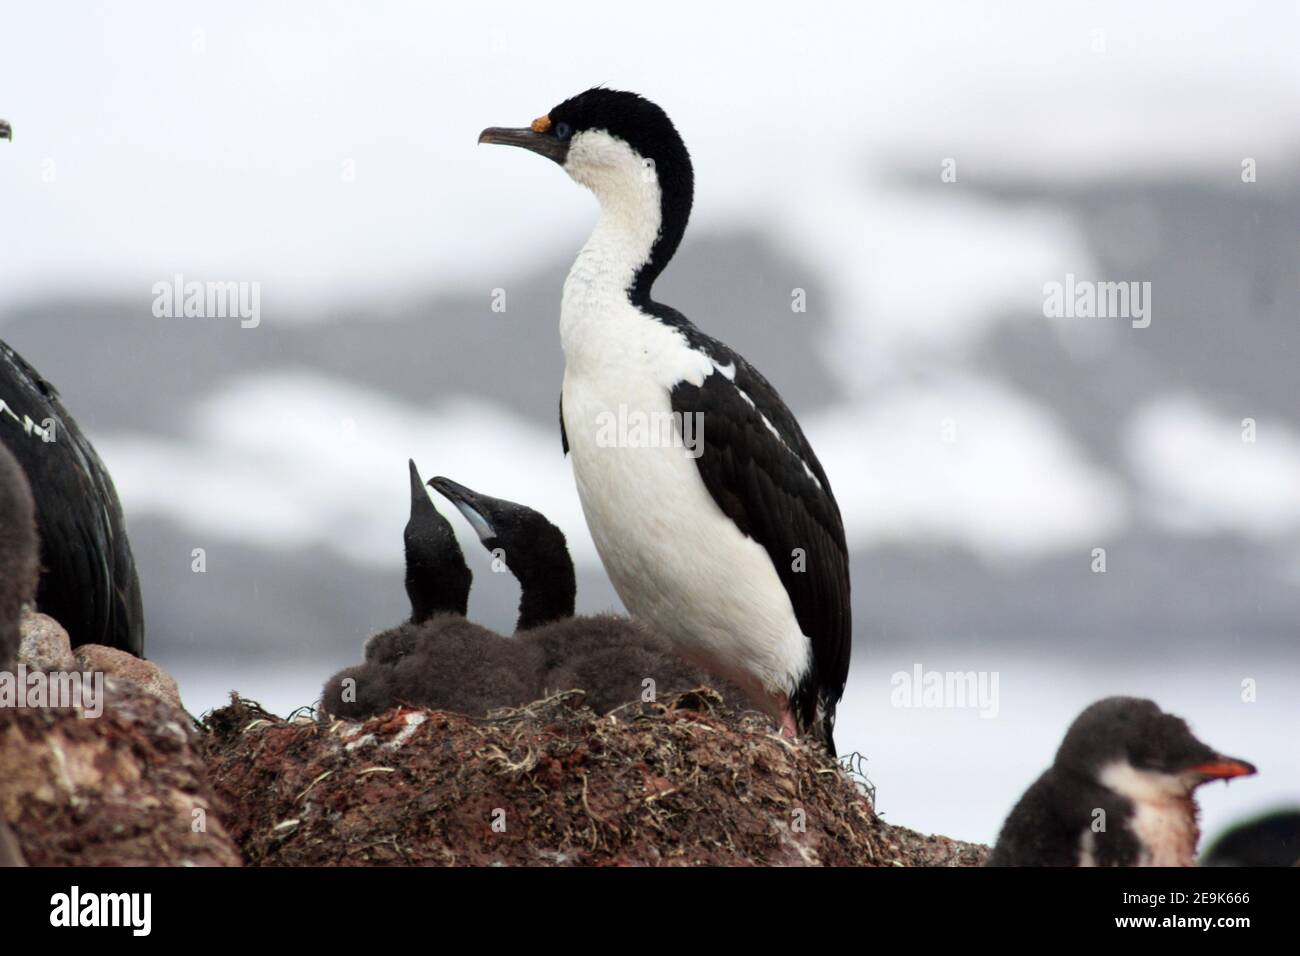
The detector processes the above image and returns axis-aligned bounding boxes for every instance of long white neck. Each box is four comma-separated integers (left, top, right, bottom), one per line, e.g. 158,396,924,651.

559,132,663,365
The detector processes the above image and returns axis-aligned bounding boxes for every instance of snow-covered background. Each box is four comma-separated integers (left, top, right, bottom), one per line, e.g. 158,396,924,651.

2,0,1297,847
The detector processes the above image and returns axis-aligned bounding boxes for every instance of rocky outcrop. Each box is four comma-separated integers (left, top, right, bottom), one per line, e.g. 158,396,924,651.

0,613,239,866
0,675,241,866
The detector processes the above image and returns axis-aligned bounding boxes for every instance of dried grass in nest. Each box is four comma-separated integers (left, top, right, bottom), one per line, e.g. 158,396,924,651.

197,688,988,867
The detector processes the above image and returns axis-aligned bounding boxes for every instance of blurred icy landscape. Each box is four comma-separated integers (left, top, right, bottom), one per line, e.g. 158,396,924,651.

1,1,1297,845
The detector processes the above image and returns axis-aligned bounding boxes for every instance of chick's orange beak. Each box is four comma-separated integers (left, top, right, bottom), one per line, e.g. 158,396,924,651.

1187,757,1256,780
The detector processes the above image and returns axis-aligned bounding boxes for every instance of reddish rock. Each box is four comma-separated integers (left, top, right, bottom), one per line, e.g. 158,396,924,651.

0,677,240,866
17,610,75,672
74,644,184,712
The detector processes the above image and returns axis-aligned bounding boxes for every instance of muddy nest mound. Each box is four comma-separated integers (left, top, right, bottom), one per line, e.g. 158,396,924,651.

199,690,987,866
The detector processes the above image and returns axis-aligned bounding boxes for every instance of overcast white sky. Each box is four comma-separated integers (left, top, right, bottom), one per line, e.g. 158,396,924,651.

1,0,1296,307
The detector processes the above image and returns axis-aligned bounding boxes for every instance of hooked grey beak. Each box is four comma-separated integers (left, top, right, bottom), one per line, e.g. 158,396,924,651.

428,476,498,542
478,126,568,165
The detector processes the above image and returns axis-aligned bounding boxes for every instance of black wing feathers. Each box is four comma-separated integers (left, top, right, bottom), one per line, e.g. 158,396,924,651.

0,341,145,656
665,318,851,744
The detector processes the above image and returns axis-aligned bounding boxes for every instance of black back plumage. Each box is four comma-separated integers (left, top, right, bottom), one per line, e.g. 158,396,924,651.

665,313,851,752
0,342,144,655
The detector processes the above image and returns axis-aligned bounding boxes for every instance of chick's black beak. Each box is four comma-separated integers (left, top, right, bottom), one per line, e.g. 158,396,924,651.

478,126,568,165
427,476,476,507
408,458,430,502
428,476,497,540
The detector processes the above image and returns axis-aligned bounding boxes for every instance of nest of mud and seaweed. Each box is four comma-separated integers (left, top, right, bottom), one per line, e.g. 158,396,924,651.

199,689,987,867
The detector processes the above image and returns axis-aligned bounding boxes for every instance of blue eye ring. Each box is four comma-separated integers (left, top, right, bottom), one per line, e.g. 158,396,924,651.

555,122,572,140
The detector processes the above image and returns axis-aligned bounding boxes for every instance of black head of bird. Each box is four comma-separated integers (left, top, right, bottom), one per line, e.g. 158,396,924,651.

427,475,575,631
479,88,693,305
1056,696,1256,797
403,459,472,623
0,120,11,142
